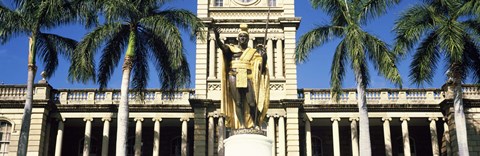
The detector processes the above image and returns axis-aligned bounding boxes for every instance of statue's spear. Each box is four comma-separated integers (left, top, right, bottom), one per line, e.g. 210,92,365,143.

263,3,271,46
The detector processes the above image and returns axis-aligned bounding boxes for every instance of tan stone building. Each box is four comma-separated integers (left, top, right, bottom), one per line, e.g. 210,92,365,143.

1,0,480,156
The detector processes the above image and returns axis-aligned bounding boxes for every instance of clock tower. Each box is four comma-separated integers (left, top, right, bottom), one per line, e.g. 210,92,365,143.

195,0,301,100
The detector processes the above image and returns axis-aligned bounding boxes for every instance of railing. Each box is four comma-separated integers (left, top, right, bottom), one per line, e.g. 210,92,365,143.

302,88,448,105
0,84,478,105
53,89,194,105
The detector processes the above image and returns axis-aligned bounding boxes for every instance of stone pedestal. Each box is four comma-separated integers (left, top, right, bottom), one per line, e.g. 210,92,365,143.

224,134,272,156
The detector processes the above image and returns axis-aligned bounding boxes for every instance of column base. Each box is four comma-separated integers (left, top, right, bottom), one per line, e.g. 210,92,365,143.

224,134,272,156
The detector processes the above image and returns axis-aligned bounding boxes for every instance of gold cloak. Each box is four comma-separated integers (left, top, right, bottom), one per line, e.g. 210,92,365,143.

221,45,270,129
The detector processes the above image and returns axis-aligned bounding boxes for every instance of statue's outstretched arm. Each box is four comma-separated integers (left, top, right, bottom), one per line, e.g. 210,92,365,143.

212,26,229,53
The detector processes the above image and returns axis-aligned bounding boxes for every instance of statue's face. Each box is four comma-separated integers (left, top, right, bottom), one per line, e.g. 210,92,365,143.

238,33,249,45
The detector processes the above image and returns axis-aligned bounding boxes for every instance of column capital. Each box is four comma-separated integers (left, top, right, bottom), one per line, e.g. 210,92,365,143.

152,117,162,122
249,37,255,40
331,117,341,122
349,117,359,122
428,117,439,121
400,117,410,122
56,117,66,122
83,117,93,122
180,117,190,122
209,36,216,40
303,115,313,122
102,117,111,122
274,114,286,118
134,117,144,122
382,117,392,121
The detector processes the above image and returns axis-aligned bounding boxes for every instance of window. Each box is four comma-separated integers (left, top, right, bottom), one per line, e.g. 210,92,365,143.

396,137,416,156
170,136,182,156
0,121,12,156
311,136,323,156
214,0,223,6
268,0,276,6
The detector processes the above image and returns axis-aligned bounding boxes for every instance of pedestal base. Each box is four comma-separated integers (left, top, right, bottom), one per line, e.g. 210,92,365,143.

224,134,272,156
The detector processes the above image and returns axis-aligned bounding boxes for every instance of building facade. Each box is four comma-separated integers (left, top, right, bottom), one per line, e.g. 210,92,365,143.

1,0,480,156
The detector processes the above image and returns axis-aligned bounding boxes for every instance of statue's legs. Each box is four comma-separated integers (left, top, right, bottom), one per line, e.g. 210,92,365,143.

228,75,245,128
244,81,259,127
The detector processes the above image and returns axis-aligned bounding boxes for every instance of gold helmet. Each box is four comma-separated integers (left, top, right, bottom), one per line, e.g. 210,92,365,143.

239,23,248,35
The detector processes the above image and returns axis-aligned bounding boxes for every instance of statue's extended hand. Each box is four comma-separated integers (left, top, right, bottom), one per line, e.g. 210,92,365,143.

256,44,267,74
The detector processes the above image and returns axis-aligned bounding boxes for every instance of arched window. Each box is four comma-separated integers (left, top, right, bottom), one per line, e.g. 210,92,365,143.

0,121,12,156
311,136,323,156
396,137,416,156
170,136,182,156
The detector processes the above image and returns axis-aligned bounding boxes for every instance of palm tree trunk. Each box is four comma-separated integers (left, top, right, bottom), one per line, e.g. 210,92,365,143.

453,82,469,155
116,30,136,156
18,37,37,156
116,58,132,156
355,72,371,156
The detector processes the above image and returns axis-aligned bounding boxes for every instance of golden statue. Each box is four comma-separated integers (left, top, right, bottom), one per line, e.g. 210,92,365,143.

214,24,270,129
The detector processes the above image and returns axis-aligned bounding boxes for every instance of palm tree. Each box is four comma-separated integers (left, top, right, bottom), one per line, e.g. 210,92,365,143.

394,0,480,155
68,0,204,155
0,0,94,155
296,0,402,154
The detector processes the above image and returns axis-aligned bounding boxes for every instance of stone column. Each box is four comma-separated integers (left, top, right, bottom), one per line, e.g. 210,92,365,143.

382,117,393,156
54,118,65,156
331,117,341,156
208,116,214,156
218,116,225,156
278,115,286,156
83,117,93,156
153,118,162,156
400,117,411,156
248,37,255,48
349,117,359,156
267,38,274,77
267,115,276,156
208,37,216,79
443,118,451,155
305,117,312,156
275,38,283,78
134,118,144,156
101,117,111,156
181,118,190,156
429,117,439,156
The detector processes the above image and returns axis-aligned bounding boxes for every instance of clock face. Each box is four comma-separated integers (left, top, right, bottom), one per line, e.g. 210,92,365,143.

234,0,258,5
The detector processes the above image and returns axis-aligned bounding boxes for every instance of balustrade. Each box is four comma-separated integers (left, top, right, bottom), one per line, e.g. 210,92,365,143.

301,88,457,105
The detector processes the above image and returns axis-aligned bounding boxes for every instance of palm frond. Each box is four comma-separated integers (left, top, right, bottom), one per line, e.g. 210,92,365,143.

296,25,342,63
103,0,140,23
364,32,402,86
393,5,438,56
130,32,149,91
0,5,28,44
330,40,348,102
309,0,345,17
36,33,77,78
153,9,206,41
437,21,464,63
140,16,184,69
97,24,130,89
69,23,124,83
359,0,400,24
409,31,440,86
463,36,480,84
144,28,190,90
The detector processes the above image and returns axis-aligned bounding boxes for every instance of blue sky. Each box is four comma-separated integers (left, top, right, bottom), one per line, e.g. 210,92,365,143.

0,0,451,89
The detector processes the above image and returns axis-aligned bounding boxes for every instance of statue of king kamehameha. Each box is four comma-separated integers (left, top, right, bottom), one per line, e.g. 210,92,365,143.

213,24,270,130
